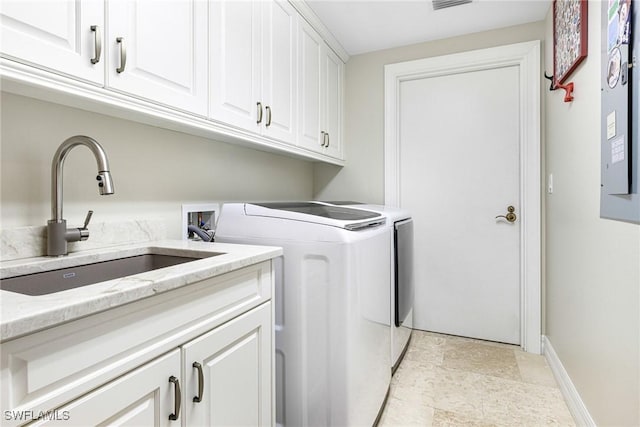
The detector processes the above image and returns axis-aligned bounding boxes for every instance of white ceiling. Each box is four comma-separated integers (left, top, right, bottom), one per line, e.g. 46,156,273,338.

306,0,551,56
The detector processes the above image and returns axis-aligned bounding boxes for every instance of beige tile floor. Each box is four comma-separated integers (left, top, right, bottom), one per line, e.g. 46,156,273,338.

378,330,575,427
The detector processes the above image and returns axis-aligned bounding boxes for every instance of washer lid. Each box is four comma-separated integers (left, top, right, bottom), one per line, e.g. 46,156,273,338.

245,202,386,229
319,201,412,223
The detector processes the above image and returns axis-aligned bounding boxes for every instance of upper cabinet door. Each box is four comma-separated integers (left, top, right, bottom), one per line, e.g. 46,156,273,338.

209,0,261,131
297,19,323,152
261,0,297,144
107,0,207,116
0,0,104,84
322,46,343,159
297,19,344,159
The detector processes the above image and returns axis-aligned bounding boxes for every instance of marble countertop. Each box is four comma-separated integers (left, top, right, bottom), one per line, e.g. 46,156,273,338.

0,240,282,342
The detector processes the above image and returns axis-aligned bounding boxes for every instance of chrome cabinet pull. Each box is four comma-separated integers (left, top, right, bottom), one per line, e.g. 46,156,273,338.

325,132,330,148
265,106,272,127
192,362,204,403
257,102,263,124
116,37,126,73
90,25,102,64
320,131,326,146
169,376,181,421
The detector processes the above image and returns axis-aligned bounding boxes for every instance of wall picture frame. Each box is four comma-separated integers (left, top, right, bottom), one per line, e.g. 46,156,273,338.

553,0,588,85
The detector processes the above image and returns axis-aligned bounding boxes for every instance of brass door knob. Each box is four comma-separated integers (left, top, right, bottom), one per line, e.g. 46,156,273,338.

496,206,517,223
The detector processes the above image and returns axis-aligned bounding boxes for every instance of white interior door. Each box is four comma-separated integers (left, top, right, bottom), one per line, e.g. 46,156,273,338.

399,65,521,344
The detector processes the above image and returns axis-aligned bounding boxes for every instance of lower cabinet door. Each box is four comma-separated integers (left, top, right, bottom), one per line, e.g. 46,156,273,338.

30,349,181,426
182,302,272,427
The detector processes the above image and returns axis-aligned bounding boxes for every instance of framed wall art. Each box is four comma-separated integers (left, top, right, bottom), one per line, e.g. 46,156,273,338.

553,0,588,84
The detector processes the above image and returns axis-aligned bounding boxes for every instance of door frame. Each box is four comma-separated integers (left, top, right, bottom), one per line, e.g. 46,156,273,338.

383,41,541,354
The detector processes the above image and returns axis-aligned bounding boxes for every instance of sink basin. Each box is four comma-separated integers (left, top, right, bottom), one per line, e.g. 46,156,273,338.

0,253,215,296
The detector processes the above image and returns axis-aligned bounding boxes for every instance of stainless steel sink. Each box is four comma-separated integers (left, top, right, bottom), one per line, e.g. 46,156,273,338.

0,253,215,296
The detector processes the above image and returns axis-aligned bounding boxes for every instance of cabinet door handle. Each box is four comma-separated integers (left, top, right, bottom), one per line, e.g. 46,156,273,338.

169,376,181,421
322,131,329,147
265,106,272,127
192,362,204,403
325,132,330,148
90,25,102,64
116,37,127,73
256,102,263,124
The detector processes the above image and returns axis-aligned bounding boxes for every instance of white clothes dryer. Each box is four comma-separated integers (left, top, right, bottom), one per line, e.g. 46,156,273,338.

215,202,391,427
321,202,414,372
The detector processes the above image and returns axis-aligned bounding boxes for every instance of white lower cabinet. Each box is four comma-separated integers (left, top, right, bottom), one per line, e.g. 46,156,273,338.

183,302,272,426
29,303,272,426
30,349,181,426
1,261,274,427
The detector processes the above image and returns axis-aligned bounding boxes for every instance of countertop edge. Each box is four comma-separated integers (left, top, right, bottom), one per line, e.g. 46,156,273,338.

0,240,282,342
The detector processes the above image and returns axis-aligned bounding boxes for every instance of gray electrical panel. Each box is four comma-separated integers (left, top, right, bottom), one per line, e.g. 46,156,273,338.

601,0,640,224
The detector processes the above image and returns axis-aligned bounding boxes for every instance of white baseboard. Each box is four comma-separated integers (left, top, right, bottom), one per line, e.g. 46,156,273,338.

542,336,596,427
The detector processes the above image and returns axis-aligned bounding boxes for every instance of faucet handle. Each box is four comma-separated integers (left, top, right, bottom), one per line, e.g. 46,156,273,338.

83,210,94,229
79,210,93,241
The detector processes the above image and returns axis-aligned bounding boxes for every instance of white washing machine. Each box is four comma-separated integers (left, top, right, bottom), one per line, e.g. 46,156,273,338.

321,202,414,372
215,202,391,427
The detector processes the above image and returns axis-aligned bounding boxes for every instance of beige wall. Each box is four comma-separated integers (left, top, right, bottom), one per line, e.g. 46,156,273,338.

0,93,314,238
544,2,639,426
313,21,546,203
320,6,640,425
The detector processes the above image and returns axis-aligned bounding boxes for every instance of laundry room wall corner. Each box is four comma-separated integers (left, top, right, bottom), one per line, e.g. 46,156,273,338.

312,21,546,203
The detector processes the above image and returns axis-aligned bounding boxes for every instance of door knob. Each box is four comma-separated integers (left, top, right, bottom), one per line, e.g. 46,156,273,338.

495,206,517,223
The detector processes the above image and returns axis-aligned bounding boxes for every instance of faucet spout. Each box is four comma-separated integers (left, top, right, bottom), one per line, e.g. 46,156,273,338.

51,135,114,222
48,136,114,256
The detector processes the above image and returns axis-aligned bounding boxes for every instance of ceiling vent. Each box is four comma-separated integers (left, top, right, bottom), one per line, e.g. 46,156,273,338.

432,0,473,10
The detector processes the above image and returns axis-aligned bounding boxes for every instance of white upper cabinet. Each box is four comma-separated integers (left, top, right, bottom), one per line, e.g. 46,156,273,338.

297,19,323,152
297,19,343,159
209,0,261,131
322,46,343,159
107,0,208,116
0,0,345,163
210,0,297,144
0,0,104,84
261,0,298,144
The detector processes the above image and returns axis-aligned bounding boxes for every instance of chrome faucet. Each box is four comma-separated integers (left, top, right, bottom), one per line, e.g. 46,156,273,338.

47,135,114,256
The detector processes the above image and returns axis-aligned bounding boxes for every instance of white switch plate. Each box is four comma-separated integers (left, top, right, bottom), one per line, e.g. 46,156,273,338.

547,173,554,194
181,203,221,240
